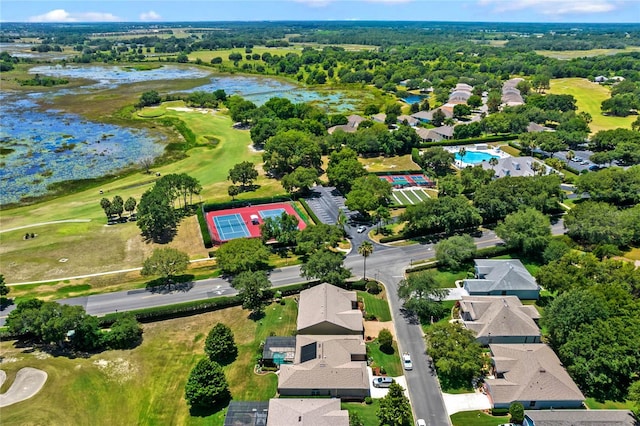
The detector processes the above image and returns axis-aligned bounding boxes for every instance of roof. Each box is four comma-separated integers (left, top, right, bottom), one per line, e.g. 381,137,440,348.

371,113,387,123
431,125,454,138
327,115,364,135
397,115,419,126
224,401,269,426
297,284,363,334
524,409,638,426
480,156,552,179
527,122,554,133
278,335,369,391
454,83,474,92
267,399,349,426
263,336,296,360
459,296,541,340
486,344,585,405
410,108,453,121
468,259,539,292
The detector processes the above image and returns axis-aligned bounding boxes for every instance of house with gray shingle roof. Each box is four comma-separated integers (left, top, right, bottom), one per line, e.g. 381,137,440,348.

411,108,453,123
524,409,638,426
485,343,585,409
267,398,349,426
463,259,540,299
297,283,363,336
459,296,541,345
481,156,555,180
397,115,419,127
415,125,454,142
327,115,365,135
277,334,369,399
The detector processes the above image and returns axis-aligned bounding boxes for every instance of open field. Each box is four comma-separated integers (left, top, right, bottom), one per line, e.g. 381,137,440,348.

536,46,640,60
548,78,635,133
450,410,510,426
359,154,419,172
0,102,284,283
0,300,297,425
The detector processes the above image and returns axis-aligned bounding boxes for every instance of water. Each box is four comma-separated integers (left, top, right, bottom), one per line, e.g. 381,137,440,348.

455,150,499,164
181,75,363,111
402,95,425,105
0,95,165,205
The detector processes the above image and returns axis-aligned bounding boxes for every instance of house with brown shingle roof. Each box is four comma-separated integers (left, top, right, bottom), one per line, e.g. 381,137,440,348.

267,398,349,426
277,334,370,400
459,296,541,345
297,283,363,336
411,108,454,123
485,343,585,409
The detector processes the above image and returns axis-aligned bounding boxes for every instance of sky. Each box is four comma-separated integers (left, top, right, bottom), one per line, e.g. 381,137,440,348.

1,0,639,23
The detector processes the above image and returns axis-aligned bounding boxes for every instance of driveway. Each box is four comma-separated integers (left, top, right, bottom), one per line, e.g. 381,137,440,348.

368,368,408,399
442,392,492,415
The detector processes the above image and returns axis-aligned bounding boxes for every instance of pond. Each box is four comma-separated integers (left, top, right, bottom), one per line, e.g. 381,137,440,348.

0,94,166,205
179,75,364,112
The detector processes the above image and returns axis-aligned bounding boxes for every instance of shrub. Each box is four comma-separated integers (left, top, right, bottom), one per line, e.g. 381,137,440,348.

509,401,525,424
364,396,373,405
102,313,143,349
364,312,377,321
205,323,238,365
366,280,381,294
378,328,394,353
184,358,230,409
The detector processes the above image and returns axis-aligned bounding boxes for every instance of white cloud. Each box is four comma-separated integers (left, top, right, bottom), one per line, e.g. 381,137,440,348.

478,0,617,15
140,10,162,21
28,9,120,23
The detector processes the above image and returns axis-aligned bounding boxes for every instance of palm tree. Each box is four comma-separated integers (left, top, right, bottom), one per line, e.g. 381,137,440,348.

358,241,374,281
337,209,348,234
458,147,467,160
566,150,575,163
488,157,499,168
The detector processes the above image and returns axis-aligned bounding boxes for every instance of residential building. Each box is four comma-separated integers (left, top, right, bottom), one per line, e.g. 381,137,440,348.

267,399,349,426
485,344,585,409
526,122,554,133
481,156,555,179
414,125,454,142
410,108,453,123
327,114,365,134
397,115,420,127
463,259,540,299
524,409,638,426
459,296,541,345
277,335,370,399
297,283,363,336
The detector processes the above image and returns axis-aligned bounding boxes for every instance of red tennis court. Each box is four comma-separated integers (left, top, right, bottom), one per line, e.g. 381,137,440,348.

205,202,307,244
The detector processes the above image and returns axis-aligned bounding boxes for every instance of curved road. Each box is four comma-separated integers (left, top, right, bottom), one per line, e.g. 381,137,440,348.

0,220,565,426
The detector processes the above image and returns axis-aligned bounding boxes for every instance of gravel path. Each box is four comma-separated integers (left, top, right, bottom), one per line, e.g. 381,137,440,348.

0,368,48,407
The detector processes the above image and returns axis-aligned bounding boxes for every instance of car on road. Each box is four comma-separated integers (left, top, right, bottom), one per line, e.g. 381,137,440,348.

402,352,413,370
372,377,394,388
417,420,426,426
357,225,367,233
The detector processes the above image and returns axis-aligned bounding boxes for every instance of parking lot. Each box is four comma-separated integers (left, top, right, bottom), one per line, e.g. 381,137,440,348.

303,185,353,225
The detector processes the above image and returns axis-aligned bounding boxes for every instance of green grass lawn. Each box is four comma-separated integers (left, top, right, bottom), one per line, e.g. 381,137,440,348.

585,398,636,410
412,189,430,202
359,154,419,172
549,78,635,133
403,190,422,205
422,300,456,333
450,410,510,426
536,46,640,60
416,268,468,289
0,300,297,426
358,290,392,322
367,341,403,378
342,400,381,424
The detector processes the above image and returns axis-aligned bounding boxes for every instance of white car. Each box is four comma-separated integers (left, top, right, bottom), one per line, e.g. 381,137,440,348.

417,420,426,426
357,225,367,233
402,352,413,370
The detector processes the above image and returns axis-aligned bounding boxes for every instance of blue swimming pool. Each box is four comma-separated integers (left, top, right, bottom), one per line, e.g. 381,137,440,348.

455,150,500,164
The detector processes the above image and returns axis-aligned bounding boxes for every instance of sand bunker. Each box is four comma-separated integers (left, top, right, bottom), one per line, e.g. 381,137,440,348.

0,367,48,407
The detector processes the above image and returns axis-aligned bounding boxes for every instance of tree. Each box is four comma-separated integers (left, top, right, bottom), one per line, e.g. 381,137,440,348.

349,411,365,426
435,235,477,271
215,238,270,275
536,132,567,158
398,271,448,322
139,156,154,174
205,323,238,364
509,402,525,425
228,161,258,190
345,175,392,216
260,212,300,245
431,108,446,127
138,90,161,107
628,380,640,415
124,197,137,217
263,130,322,177
137,189,179,242
437,175,463,197
373,205,391,233
326,148,367,194
453,104,471,119
232,270,272,317
377,328,394,353
425,322,484,390
227,185,239,201
141,248,190,288
111,195,124,219
0,274,9,298
377,382,412,426
301,248,351,286
281,166,318,194
184,358,230,409
564,201,630,247
358,241,374,281
401,196,481,236
486,90,502,113
495,208,551,257
419,147,455,176
296,224,343,255
102,313,143,349
100,197,112,221
467,94,482,109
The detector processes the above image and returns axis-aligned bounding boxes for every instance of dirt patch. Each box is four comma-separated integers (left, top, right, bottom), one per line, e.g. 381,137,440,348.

364,320,396,341
93,358,138,384
0,367,48,408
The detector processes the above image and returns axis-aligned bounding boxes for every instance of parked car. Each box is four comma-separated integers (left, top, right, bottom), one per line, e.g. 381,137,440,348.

402,353,413,371
372,377,394,388
357,225,367,233
417,420,427,426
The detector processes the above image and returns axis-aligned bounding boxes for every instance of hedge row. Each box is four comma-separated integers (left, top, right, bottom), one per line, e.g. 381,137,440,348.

202,194,294,212
475,245,513,258
196,205,213,248
418,134,517,148
405,261,439,274
299,199,321,225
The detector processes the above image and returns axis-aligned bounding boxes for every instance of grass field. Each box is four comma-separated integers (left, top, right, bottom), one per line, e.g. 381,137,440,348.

342,400,381,425
548,78,635,133
536,46,640,60
585,397,635,410
359,154,419,172
367,341,403,378
0,300,297,425
450,410,510,426
357,290,392,322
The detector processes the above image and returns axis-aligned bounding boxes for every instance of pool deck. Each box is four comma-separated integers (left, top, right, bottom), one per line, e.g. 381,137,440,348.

447,145,511,168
